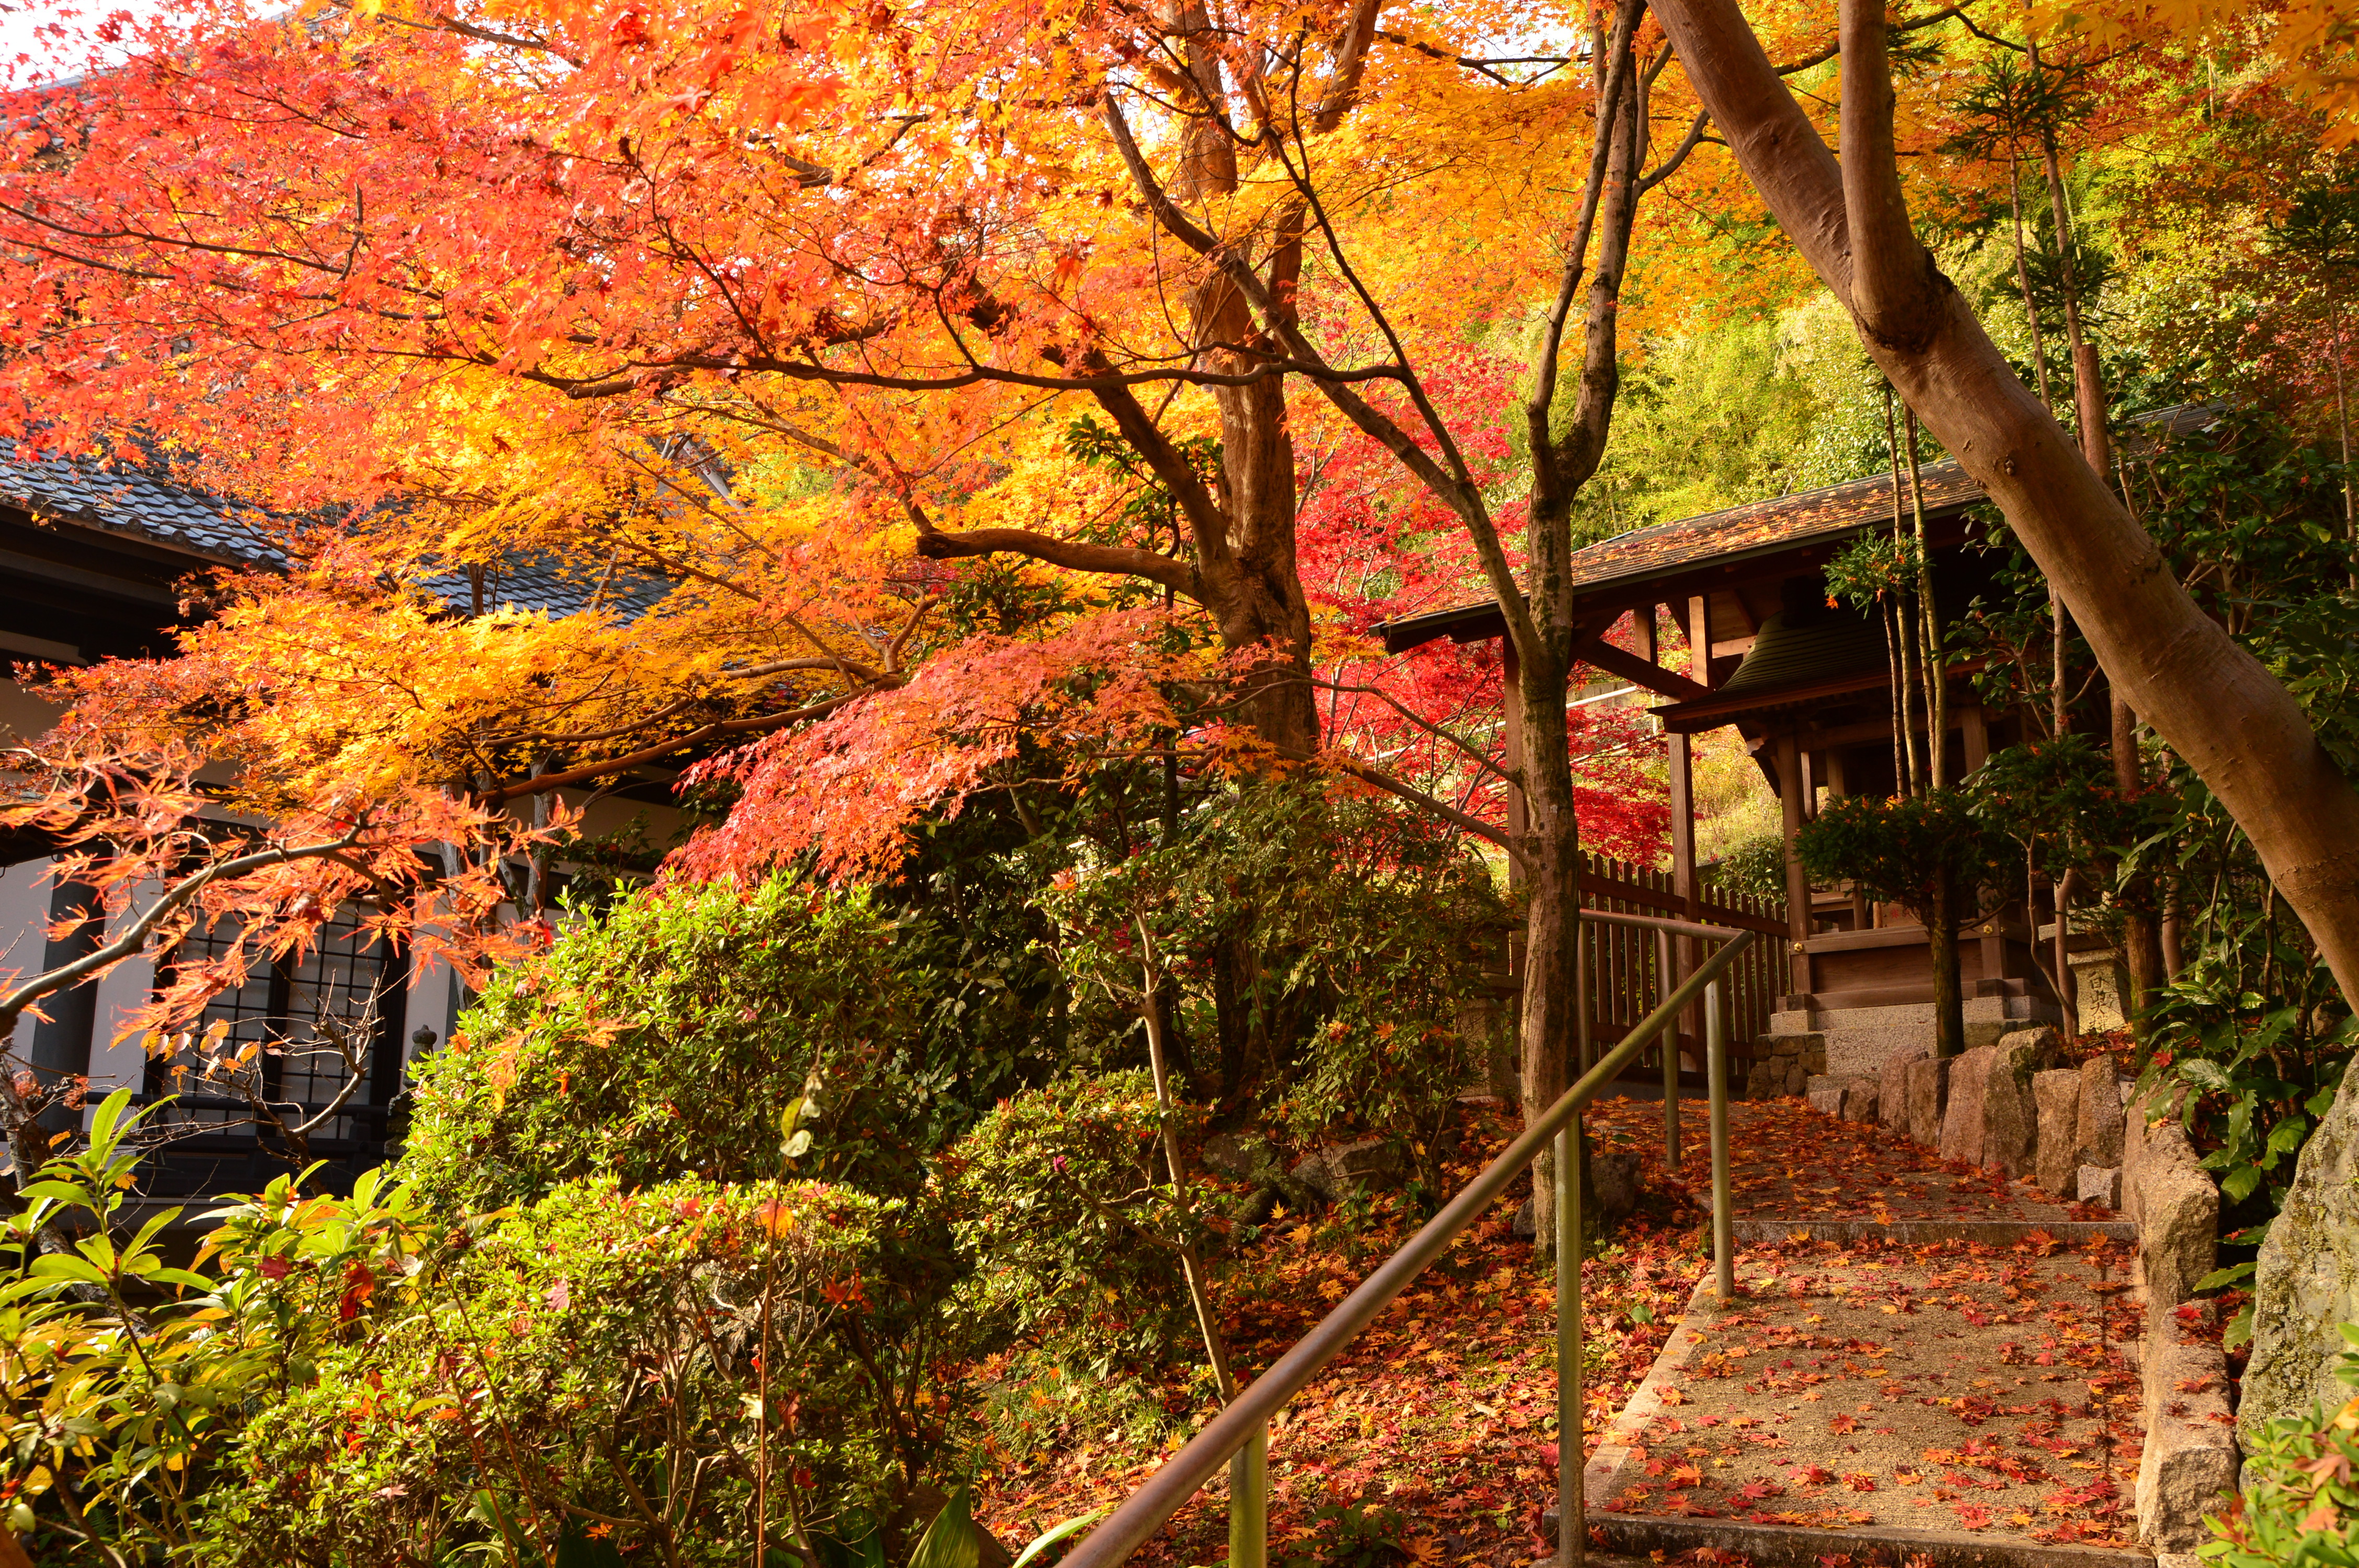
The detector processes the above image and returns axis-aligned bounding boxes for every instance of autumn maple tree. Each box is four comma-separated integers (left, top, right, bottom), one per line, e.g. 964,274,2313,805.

0,0,1686,1205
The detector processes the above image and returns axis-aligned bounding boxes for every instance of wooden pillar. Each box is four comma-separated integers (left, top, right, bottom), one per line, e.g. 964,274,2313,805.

1826,749,1869,931
1961,704,1990,770
1668,601,1704,1069
1775,729,1812,999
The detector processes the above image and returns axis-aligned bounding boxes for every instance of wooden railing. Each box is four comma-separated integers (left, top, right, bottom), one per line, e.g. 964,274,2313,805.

1499,854,1787,1079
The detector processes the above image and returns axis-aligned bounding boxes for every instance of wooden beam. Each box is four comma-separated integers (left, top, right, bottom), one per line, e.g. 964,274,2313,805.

1576,633,1712,702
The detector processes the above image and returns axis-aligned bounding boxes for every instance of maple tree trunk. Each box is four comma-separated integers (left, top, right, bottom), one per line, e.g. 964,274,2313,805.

1511,5,1644,1259
1514,637,1584,1256
1649,0,2359,1010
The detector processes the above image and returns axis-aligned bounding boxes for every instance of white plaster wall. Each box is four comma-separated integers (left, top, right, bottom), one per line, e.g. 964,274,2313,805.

399,952,460,1067
82,926,157,1111
0,674,61,743
0,854,55,1060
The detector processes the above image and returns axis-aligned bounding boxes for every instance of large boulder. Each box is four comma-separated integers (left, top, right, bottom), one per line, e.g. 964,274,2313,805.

2077,1055,2127,1167
2034,1068,2082,1197
2241,1058,2359,1443
1290,1138,1406,1200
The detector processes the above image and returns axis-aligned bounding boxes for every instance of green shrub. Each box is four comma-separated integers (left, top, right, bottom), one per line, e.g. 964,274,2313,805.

1,1094,433,1564
2203,1324,2359,1568
1037,780,1506,1195
1708,832,1788,901
400,878,923,1210
940,1071,1213,1375
200,1177,908,1568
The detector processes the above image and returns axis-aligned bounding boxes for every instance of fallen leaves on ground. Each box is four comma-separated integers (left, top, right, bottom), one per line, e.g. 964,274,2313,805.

975,1089,2154,1568
975,1101,1708,1568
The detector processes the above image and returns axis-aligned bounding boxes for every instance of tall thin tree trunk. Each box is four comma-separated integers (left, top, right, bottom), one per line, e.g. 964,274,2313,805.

1515,645,1585,1262
1904,407,1946,786
2007,163,2071,735
1884,388,1926,793
1139,946,1237,1400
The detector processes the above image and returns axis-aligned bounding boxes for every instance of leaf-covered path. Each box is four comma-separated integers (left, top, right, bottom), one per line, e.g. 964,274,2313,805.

976,1092,2146,1568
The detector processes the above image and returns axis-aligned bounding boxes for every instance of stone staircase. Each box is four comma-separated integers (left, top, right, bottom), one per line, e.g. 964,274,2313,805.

1540,1079,2229,1568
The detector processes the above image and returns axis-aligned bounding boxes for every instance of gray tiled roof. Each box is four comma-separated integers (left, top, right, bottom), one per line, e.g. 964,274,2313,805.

0,447,668,620
0,448,289,569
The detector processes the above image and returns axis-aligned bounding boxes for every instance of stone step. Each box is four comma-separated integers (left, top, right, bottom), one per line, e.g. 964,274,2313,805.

1781,996,2057,1033
1544,1509,2156,1568
1821,1025,1936,1080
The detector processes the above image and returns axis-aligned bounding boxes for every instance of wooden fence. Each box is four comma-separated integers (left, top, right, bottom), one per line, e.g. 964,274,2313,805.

1493,855,1787,1090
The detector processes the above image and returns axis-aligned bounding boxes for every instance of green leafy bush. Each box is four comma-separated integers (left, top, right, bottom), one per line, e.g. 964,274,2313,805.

1,1093,431,1564
2203,1324,2359,1568
1707,833,1787,901
941,1071,1212,1374
400,878,923,1209
201,1177,908,1568
1038,780,1506,1194
2142,1008,2357,1213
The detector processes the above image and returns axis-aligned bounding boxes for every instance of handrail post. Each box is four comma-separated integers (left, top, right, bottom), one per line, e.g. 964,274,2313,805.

1707,978,1733,1302
1657,928,1679,1169
1556,1115,1584,1568
1229,1426,1267,1568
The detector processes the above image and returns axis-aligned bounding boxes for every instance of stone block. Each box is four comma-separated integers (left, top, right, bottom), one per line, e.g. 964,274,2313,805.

1981,1032,2054,1180
2034,1068,2082,1197
1996,1025,2062,1076
2078,1164,2122,1207
1906,1055,1951,1150
2137,1314,2240,1551
1939,1045,1996,1166
1880,1042,1928,1135
1806,1074,1878,1122
2129,1115,2219,1325
2242,1059,2359,1444
2078,1055,2127,1168
1592,1146,1642,1221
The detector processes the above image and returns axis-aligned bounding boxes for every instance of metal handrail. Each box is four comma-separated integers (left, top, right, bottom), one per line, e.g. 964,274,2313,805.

1059,916,1757,1568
